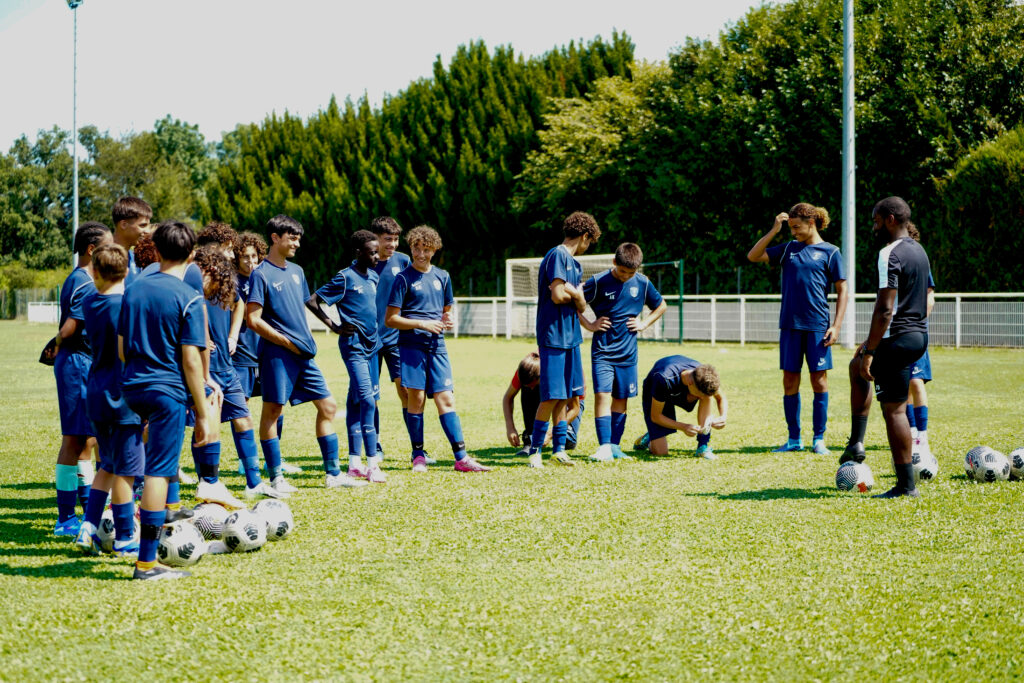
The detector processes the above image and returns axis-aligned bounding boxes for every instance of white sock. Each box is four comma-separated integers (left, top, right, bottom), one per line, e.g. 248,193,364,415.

77,460,95,486
349,455,362,471
368,455,382,468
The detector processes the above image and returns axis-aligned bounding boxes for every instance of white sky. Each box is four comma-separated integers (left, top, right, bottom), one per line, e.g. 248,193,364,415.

0,0,767,151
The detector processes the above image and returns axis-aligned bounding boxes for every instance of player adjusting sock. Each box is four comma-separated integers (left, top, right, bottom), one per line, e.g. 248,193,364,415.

697,433,711,447
849,415,868,446
55,464,79,522
595,415,612,445
85,486,107,527
439,411,467,461
77,460,95,507
232,429,262,489
317,433,341,476
529,419,549,455
552,421,568,453
407,413,425,458
914,406,928,432
112,501,134,541
783,394,801,441
260,438,283,481
812,392,828,441
610,412,627,445
906,404,917,430
138,508,166,565
166,476,181,509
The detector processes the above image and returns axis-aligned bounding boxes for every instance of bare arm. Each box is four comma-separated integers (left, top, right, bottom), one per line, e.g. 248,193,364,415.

246,302,301,354
711,391,728,428
304,293,349,335
385,305,445,334
859,288,898,381
926,288,935,317
550,279,587,312
747,212,787,263
627,300,668,333
118,335,125,364
578,312,611,333
228,298,245,354
502,382,520,447
182,344,210,446
54,317,80,351
650,397,700,436
824,280,849,346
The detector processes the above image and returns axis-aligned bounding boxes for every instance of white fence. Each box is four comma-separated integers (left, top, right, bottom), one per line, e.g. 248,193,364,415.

448,293,1024,348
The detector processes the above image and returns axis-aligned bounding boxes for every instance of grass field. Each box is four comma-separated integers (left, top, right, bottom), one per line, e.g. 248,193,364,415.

2,320,1023,681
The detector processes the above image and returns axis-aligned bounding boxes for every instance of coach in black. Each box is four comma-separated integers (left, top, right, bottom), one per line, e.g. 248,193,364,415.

840,196,931,498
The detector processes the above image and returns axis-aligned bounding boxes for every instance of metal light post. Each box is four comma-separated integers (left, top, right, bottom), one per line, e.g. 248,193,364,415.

68,0,83,266
841,0,857,347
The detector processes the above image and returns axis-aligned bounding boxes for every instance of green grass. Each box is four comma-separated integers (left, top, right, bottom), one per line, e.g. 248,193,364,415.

2,320,1023,681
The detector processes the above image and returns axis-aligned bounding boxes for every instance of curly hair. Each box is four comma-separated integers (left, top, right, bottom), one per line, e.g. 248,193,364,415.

134,236,159,269
693,365,721,396
788,202,831,231
563,211,602,242
197,221,238,248
234,231,268,270
193,245,237,309
406,225,443,251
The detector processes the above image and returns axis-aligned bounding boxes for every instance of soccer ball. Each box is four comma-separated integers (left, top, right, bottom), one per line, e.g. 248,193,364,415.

973,448,1010,483
1008,448,1024,481
964,446,989,478
836,461,875,492
911,450,939,483
157,521,207,567
192,503,231,540
252,499,295,542
222,509,267,552
96,509,117,553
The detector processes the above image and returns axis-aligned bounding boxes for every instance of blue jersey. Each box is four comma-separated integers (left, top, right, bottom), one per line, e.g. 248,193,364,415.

536,244,583,349
141,261,204,294
646,355,701,406
232,273,260,368
584,270,664,365
118,272,207,402
206,294,238,386
124,250,140,288
249,259,317,358
372,252,411,348
82,290,140,426
59,267,95,355
317,263,381,354
388,265,454,349
765,241,845,331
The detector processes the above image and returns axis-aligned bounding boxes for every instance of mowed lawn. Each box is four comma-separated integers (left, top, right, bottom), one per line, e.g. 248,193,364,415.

1,319,1023,681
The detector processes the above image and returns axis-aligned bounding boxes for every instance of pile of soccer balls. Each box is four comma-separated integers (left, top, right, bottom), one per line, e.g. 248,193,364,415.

834,446,940,493
964,446,1024,483
157,499,295,567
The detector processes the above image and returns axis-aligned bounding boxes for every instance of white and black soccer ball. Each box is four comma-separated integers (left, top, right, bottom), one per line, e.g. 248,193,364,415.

911,450,939,483
192,503,231,540
222,509,267,552
1008,447,1024,481
252,499,295,542
964,446,989,478
836,461,875,492
157,520,207,567
96,509,117,553
973,448,1010,483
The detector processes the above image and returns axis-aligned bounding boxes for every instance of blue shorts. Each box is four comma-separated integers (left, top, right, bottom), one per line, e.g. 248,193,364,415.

217,372,250,422
259,344,332,406
592,361,638,399
378,344,402,383
235,364,259,399
54,351,94,436
779,329,832,374
93,422,145,477
124,389,185,478
642,378,697,442
539,346,584,402
399,345,453,396
911,350,932,382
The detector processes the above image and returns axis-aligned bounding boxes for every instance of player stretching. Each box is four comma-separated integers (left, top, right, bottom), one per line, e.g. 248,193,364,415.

748,203,848,455
246,215,365,491
308,230,387,483
580,242,666,461
527,212,602,468
840,197,931,499
634,356,727,458
501,351,584,456
119,221,212,579
385,226,490,473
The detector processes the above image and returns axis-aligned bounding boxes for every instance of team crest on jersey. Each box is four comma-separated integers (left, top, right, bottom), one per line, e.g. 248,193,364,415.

433,279,442,290
392,266,400,275
630,286,639,297
292,273,301,285
811,252,822,261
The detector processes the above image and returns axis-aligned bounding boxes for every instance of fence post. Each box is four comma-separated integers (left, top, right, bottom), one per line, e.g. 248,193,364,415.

739,296,746,346
678,260,685,343
710,296,717,346
491,298,498,338
955,295,961,348
505,261,513,340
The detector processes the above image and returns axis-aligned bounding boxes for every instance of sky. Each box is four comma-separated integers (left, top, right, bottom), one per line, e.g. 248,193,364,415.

0,0,767,151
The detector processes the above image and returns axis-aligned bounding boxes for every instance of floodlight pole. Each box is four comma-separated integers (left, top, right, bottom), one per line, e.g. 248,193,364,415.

69,0,83,267
841,0,857,348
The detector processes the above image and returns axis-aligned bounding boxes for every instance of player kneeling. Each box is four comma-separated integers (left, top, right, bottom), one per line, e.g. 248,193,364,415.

634,356,727,458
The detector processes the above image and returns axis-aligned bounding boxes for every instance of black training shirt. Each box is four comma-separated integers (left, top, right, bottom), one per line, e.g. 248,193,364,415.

876,237,930,337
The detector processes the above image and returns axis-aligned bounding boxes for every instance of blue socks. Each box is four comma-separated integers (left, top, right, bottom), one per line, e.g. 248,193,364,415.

407,413,425,459
317,433,340,476
112,501,134,541
232,429,262,489
914,406,928,432
276,415,284,441
260,438,283,481
697,433,711,447
906,404,917,430
529,419,549,455
192,442,221,484
345,398,362,458
595,415,612,445
138,508,166,564
812,392,828,441
552,420,568,453
166,476,180,506
439,411,467,461
85,487,107,527
55,464,79,522
610,412,627,445
783,394,801,441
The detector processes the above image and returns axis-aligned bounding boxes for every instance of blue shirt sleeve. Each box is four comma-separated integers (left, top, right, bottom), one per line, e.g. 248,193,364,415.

443,272,454,308
181,293,207,348
316,271,348,306
551,248,571,284
644,279,664,310
765,243,787,267
248,270,268,308
183,263,205,295
388,273,408,310
68,280,93,322
828,247,846,282
299,269,310,301
582,275,598,304
928,271,935,289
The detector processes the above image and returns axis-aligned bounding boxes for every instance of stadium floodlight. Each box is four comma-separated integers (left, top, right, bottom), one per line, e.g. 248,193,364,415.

68,0,83,265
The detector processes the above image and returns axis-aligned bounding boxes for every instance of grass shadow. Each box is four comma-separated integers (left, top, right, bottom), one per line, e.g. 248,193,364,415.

685,486,838,501
0,558,125,580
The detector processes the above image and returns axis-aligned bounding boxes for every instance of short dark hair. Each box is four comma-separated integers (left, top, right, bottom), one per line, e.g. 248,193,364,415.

267,214,304,239
693,365,721,396
614,243,643,270
350,230,378,253
563,211,601,242
92,244,128,282
872,196,912,224
134,235,159,269
152,221,196,262
517,351,541,387
234,231,268,269
112,197,152,224
74,222,110,256
370,216,402,236
197,221,238,248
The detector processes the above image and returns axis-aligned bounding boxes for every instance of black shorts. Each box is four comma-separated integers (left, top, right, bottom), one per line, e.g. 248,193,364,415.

869,331,928,404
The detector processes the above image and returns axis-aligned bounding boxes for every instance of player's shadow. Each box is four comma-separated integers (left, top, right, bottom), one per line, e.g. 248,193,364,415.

0,558,124,580
686,486,837,501
460,447,525,468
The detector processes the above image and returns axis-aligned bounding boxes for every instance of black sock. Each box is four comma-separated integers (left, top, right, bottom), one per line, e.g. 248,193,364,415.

849,416,868,445
896,462,916,492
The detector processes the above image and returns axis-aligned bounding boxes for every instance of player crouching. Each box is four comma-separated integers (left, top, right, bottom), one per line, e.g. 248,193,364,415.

634,356,727,458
